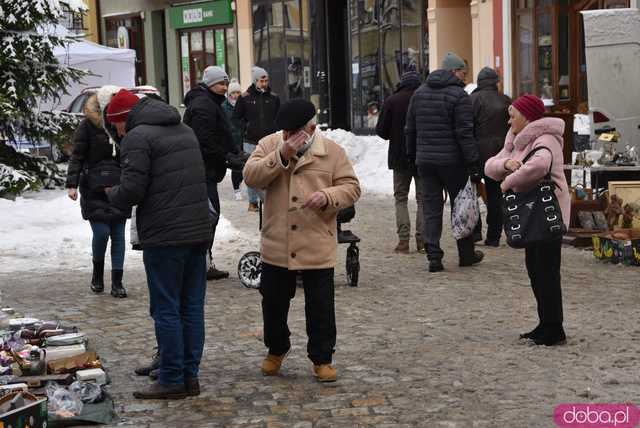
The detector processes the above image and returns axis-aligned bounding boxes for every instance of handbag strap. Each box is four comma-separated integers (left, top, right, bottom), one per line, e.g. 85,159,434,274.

521,146,553,176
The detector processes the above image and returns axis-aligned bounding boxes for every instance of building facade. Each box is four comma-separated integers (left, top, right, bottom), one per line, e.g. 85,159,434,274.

89,0,638,132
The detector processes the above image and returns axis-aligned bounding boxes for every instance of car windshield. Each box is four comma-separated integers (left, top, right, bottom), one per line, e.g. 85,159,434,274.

69,93,89,113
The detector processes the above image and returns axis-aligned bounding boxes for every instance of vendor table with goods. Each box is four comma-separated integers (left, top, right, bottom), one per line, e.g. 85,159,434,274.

0,309,117,427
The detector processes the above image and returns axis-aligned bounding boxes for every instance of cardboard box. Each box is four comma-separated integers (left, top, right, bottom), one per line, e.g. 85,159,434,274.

0,392,47,428
592,230,640,266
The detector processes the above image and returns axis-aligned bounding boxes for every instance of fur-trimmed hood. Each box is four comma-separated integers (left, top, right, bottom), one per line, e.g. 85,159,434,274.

83,94,102,127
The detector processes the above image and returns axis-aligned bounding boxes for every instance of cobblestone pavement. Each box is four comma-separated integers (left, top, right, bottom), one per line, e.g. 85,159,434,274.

1,181,639,427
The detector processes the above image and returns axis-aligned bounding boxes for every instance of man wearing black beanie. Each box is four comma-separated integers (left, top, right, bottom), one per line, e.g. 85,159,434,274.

243,99,361,383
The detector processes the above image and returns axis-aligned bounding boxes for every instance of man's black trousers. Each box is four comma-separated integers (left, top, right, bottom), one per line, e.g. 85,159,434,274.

260,263,336,364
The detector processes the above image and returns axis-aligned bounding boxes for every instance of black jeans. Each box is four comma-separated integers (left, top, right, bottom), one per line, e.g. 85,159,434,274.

260,263,336,364
205,177,220,258
231,171,243,190
525,239,563,324
417,164,475,262
475,174,504,243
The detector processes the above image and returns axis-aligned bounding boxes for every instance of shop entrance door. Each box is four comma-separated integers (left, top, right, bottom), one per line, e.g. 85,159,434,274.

325,0,350,130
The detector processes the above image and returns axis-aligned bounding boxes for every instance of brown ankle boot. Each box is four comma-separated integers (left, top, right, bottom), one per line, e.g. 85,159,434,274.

394,240,410,253
262,352,288,376
313,364,337,382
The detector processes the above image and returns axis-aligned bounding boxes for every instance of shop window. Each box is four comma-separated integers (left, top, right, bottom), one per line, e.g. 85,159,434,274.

513,0,629,110
105,15,146,86
347,0,427,131
179,27,229,95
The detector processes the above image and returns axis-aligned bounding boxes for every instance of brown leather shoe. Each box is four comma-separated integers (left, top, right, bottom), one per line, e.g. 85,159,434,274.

248,203,259,212
185,377,200,396
262,352,288,376
133,382,187,400
416,237,425,254
394,240,410,253
313,364,337,382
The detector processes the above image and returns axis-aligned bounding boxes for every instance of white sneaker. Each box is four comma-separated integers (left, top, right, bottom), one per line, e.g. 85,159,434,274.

234,189,243,201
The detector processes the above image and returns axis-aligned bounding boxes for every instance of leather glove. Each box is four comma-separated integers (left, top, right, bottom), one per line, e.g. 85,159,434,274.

225,151,250,172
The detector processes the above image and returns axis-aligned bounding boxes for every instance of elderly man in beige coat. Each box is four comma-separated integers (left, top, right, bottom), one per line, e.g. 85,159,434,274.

243,99,361,382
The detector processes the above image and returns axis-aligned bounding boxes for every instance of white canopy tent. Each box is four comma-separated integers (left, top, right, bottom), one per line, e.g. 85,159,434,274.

42,39,136,111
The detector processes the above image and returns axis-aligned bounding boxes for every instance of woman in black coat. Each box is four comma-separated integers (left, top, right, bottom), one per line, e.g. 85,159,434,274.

66,94,130,298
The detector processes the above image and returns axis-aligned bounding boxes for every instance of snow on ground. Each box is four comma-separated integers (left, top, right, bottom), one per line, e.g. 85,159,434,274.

324,128,394,195
0,190,242,273
0,129,403,274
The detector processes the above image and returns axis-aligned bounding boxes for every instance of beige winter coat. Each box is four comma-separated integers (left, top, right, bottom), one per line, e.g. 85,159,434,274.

243,131,361,270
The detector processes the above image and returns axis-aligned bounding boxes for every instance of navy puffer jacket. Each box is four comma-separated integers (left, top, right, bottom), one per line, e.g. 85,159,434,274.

405,69,480,168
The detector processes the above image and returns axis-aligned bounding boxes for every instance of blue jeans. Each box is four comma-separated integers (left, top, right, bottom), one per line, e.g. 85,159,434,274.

89,220,126,270
143,244,208,385
243,142,263,204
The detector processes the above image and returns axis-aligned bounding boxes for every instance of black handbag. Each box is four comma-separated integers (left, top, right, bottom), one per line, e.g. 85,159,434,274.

502,147,566,249
85,159,121,192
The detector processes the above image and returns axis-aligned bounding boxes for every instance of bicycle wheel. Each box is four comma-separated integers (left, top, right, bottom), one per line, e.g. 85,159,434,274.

237,251,262,289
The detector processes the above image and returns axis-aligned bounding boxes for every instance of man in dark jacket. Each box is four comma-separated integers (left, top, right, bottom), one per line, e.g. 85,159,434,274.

105,89,212,400
233,66,281,211
470,67,511,247
405,52,484,272
375,70,424,254
183,66,233,280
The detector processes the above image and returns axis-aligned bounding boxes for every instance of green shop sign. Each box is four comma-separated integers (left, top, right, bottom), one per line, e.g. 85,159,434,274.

169,1,233,29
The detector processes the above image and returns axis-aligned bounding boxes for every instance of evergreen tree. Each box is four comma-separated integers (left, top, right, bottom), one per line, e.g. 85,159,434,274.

0,0,87,198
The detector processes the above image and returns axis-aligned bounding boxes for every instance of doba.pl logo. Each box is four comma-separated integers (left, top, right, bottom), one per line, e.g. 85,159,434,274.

555,404,640,428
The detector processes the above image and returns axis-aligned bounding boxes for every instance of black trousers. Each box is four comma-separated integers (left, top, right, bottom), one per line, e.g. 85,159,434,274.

231,171,243,190
475,174,504,243
525,239,563,324
417,164,475,262
260,263,336,364
205,178,220,258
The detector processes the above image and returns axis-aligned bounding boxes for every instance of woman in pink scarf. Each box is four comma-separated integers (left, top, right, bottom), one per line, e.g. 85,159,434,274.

485,94,570,347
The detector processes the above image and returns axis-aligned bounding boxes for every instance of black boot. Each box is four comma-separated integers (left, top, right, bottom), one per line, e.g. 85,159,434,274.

110,270,127,298
91,259,104,293
133,382,187,400
519,323,543,340
207,265,229,280
459,250,484,267
533,323,566,346
134,351,160,376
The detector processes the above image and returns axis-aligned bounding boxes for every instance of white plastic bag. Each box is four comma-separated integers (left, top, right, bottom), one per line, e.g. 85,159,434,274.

130,206,139,249
451,178,480,240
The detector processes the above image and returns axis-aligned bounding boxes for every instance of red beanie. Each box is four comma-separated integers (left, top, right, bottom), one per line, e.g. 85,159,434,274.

512,94,545,122
106,89,140,123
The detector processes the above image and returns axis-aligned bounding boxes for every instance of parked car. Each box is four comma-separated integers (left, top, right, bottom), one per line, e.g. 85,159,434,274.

3,133,66,163
64,85,162,119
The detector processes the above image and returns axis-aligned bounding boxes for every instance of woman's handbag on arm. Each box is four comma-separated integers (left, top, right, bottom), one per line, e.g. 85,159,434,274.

502,147,566,249
85,159,121,192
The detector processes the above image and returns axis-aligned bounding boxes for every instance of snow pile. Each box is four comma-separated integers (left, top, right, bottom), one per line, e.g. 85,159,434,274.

323,129,393,195
0,190,242,273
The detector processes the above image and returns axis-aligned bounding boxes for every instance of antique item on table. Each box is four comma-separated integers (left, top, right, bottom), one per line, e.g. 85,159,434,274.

605,194,624,230
593,211,609,231
45,332,87,347
592,230,640,266
598,131,620,165
47,351,101,375
578,211,596,229
608,181,640,229
44,343,87,363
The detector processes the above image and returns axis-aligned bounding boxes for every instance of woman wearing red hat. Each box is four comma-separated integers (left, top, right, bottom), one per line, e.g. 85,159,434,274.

485,94,570,346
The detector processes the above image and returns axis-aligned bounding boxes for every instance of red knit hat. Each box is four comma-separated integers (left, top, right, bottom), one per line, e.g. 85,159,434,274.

106,89,140,123
512,94,545,122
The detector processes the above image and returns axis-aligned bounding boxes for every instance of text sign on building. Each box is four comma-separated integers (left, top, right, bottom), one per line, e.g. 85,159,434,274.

169,1,233,29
